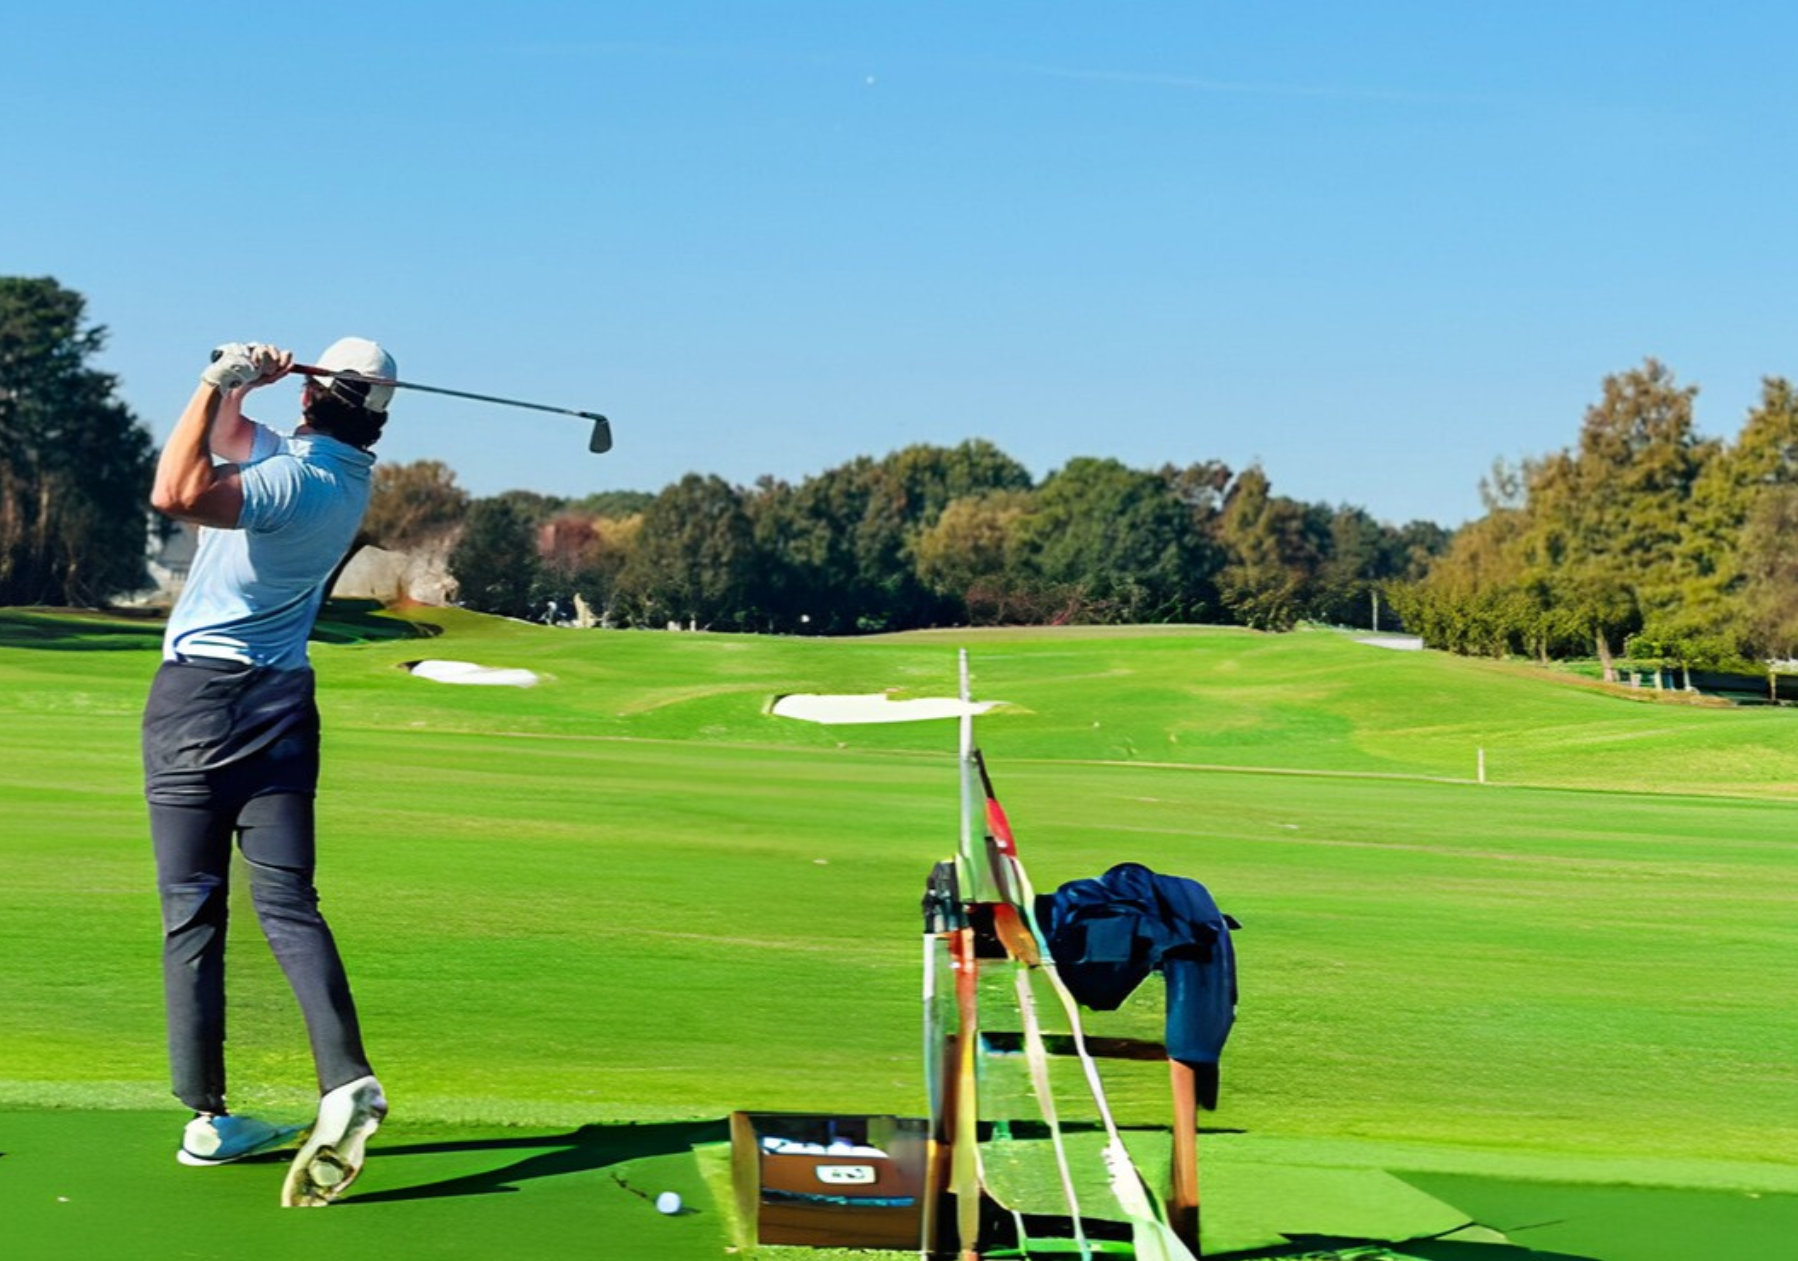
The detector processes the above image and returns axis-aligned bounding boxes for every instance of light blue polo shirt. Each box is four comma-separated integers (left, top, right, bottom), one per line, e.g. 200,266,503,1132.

164,424,376,670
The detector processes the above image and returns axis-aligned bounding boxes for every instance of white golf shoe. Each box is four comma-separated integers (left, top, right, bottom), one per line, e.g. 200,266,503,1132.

177,1113,304,1166
280,1075,387,1207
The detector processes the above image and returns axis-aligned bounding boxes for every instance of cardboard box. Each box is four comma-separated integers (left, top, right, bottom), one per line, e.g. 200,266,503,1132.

729,1112,928,1249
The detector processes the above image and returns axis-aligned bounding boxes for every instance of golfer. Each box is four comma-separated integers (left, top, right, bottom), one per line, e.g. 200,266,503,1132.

145,338,391,1206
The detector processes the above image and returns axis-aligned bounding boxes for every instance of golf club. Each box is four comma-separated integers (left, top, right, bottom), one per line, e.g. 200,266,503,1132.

209,350,614,453
292,364,614,455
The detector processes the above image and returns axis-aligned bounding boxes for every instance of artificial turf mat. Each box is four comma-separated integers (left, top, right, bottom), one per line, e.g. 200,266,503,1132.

8,1110,1790,1259
0,1110,729,1260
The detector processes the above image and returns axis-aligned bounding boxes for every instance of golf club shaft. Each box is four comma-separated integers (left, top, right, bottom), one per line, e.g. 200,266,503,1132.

291,364,607,424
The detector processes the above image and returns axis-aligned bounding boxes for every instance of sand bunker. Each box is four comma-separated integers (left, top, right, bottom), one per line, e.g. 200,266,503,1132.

1356,635,1424,651
403,659,540,688
771,693,1002,725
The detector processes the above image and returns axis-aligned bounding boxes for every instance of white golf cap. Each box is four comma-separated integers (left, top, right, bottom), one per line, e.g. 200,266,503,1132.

313,337,397,414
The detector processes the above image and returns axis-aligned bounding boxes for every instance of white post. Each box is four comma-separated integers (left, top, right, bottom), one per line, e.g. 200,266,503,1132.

1477,747,1487,784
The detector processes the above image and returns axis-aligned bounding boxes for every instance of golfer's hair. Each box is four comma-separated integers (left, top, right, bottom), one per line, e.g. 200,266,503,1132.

303,385,387,450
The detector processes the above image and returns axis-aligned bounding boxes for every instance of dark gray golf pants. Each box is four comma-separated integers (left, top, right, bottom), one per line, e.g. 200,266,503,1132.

144,660,372,1115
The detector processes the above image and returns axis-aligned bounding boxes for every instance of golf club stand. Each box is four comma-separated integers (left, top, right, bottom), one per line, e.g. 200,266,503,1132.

918,650,1223,1260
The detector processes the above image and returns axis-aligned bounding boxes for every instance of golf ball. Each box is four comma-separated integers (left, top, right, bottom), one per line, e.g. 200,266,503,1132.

655,1191,682,1215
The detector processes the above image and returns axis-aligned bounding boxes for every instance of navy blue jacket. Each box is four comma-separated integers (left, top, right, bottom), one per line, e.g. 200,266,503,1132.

1038,863,1238,1108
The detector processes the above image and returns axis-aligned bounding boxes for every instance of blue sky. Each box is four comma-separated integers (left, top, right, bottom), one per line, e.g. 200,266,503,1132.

7,1,1797,528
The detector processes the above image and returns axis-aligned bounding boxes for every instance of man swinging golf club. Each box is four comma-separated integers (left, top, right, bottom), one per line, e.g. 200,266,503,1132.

145,337,391,1206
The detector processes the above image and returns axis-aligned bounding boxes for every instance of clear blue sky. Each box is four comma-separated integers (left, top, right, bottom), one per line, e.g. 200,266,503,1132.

7,1,1797,528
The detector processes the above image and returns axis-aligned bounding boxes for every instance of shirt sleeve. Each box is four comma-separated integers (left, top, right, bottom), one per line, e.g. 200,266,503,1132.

238,447,304,533
241,422,282,467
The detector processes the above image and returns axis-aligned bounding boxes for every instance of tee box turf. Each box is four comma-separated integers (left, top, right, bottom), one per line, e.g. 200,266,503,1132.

728,1111,928,1249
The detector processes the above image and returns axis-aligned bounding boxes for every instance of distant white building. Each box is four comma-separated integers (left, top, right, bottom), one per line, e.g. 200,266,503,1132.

128,519,197,608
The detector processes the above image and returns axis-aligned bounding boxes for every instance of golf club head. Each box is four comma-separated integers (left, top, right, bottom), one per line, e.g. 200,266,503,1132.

588,417,614,454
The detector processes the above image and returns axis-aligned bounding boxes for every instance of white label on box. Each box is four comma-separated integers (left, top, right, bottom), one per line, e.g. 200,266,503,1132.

815,1164,878,1186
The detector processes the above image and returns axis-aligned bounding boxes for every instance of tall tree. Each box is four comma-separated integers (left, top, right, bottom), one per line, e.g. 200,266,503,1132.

1738,485,1798,660
858,441,1036,630
1386,505,1552,657
749,461,877,634
1720,378,1798,659
362,459,470,551
0,277,156,605
1213,466,1327,631
1311,505,1388,627
447,497,540,618
1015,456,1201,622
913,488,1037,623
1159,459,1234,617
614,474,757,629
1519,360,1708,679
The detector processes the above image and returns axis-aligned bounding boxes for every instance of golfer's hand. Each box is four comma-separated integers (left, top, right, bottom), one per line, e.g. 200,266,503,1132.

240,344,292,390
202,343,292,392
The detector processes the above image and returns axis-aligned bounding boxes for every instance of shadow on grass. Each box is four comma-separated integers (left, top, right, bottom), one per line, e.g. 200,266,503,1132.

309,599,442,646
1403,1244,1600,1261
0,607,164,650
0,602,438,651
345,1119,727,1205
1217,1236,1599,1261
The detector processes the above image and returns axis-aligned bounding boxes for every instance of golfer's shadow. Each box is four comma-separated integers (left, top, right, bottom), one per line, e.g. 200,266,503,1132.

343,1118,726,1205
1215,1233,1601,1261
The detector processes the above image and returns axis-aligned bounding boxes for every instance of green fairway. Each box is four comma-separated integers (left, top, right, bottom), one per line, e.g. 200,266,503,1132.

2,608,1796,1258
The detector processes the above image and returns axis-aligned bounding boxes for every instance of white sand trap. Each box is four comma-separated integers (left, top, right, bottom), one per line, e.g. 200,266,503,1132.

404,659,540,687
1356,635,1424,651
772,693,1003,725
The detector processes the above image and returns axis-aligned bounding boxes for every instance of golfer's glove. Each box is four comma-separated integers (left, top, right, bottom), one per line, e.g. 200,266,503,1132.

201,343,262,391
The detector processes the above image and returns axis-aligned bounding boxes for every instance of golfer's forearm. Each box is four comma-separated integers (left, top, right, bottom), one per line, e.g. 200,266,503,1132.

152,386,235,522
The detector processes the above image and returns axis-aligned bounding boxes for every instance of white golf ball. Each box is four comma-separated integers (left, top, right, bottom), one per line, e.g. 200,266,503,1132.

655,1191,682,1215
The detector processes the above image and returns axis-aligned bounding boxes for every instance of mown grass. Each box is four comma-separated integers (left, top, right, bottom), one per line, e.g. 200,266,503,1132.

2,608,1795,1205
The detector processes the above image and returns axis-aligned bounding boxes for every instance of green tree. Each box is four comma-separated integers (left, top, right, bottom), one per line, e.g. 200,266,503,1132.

0,277,156,605
1159,460,1234,617
569,489,655,519
489,489,568,528
749,441,1035,633
1688,377,1798,661
749,462,875,633
614,474,756,629
1385,519,1453,583
1519,360,1708,679
1310,505,1387,626
447,497,540,617
913,488,1038,623
362,459,470,551
1738,485,1798,659
849,441,1036,630
1213,466,1327,631
1387,506,1550,657
1015,456,1201,623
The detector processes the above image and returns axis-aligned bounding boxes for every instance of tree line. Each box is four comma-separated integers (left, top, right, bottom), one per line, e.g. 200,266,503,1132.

377,447,1448,634
1387,359,1798,676
4,274,1439,631
11,274,1789,668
